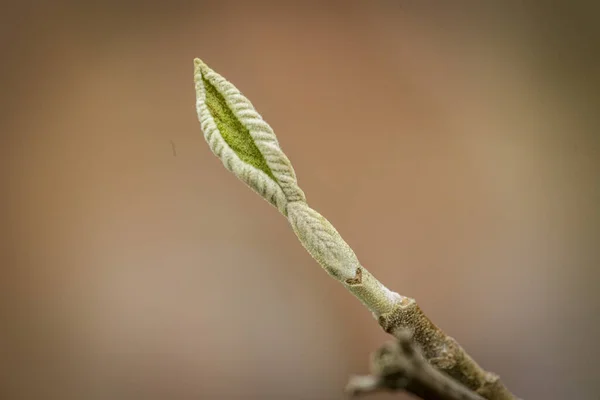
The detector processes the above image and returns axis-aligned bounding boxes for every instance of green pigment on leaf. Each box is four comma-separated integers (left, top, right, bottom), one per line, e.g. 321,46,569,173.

202,76,275,180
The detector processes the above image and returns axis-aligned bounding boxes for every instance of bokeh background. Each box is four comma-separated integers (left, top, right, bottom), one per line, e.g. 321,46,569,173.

2,1,599,399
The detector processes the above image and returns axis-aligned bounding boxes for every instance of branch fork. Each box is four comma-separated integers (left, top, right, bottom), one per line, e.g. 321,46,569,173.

346,330,486,400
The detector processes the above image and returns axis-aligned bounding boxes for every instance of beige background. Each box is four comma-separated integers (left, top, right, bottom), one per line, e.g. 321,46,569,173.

2,1,599,399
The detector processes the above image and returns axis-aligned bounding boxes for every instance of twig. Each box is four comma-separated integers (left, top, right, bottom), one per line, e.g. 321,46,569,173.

376,297,516,400
192,58,520,400
347,330,485,400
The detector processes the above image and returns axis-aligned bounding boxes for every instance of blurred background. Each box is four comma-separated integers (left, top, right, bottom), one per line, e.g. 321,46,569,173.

2,1,599,399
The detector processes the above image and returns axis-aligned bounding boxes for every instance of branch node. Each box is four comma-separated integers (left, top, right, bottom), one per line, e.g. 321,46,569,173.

346,330,486,400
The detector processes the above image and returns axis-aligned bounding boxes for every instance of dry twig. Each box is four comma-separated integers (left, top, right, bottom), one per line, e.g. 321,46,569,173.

347,330,485,400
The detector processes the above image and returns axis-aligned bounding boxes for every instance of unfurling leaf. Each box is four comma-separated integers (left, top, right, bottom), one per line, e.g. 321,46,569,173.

194,58,305,215
287,201,360,282
193,59,397,316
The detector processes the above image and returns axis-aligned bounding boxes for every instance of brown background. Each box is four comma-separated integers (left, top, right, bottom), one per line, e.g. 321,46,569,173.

2,1,599,399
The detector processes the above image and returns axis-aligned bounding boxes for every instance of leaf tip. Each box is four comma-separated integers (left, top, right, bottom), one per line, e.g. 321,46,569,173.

193,57,205,68
193,58,209,81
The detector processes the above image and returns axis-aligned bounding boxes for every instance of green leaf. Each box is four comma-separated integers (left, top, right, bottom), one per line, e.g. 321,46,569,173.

194,58,306,215
201,75,276,181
